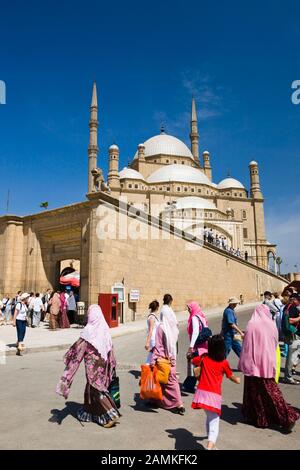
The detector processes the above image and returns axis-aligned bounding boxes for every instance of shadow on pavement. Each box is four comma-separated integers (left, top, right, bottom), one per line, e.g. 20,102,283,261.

128,369,141,379
165,428,205,450
221,402,242,425
49,401,81,425
129,393,159,413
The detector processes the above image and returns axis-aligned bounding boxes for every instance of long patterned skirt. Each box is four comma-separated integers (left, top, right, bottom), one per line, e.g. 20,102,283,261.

242,376,300,429
77,383,121,427
160,366,182,410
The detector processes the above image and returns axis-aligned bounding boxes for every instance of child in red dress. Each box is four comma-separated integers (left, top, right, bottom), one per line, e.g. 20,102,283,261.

192,334,240,450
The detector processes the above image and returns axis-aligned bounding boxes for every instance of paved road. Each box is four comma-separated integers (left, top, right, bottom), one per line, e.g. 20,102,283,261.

1,307,299,450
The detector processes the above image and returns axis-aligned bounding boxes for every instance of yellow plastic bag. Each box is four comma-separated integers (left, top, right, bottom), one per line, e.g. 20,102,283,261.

156,358,171,385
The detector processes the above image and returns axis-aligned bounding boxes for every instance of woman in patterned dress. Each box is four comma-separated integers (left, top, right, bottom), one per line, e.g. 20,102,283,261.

56,304,120,428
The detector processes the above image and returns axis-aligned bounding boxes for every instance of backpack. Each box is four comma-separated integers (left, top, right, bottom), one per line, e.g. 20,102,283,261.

281,304,297,340
195,317,212,346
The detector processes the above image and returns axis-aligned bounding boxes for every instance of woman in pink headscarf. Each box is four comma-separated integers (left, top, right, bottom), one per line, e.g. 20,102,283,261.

239,304,299,430
56,305,120,428
187,301,209,357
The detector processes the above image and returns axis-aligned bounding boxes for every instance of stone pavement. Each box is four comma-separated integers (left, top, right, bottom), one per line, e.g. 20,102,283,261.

0,302,258,356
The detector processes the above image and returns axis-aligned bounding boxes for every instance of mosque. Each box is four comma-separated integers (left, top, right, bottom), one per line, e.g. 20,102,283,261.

0,83,286,320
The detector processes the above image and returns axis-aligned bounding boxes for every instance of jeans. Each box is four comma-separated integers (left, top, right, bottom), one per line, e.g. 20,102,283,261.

205,410,220,444
284,335,300,379
16,319,26,343
224,335,242,358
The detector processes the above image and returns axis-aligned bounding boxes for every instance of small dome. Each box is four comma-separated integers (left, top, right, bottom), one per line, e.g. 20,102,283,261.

147,164,213,186
218,177,245,190
171,196,216,210
138,143,145,148
109,144,119,151
119,167,145,181
249,160,258,166
134,134,194,160
203,150,210,155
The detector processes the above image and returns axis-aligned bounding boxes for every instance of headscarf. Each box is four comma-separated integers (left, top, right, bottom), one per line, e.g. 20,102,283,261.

80,304,112,361
160,304,179,358
187,301,207,339
238,304,278,379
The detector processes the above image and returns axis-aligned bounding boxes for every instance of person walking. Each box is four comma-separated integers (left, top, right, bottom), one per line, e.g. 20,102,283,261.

187,301,209,357
66,290,77,325
32,293,44,328
239,304,300,430
150,295,184,414
145,300,160,364
56,304,121,428
191,335,240,450
3,297,12,324
13,293,30,355
221,297,244,358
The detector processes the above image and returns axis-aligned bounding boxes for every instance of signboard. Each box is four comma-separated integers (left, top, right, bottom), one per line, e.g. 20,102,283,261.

129,289,140,303
111,283,125,303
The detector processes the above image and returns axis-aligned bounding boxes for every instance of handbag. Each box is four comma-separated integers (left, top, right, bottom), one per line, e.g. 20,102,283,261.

156,358,171,384
195,317,212,346
140,364,163,401
108,375,121,409
182,358,197,393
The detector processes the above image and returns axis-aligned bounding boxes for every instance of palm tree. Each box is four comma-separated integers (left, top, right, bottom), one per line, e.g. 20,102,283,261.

40,201,49,210
276,256,283,275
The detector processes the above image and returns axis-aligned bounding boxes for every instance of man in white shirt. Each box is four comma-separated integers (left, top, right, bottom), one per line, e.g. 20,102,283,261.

32,293,44,328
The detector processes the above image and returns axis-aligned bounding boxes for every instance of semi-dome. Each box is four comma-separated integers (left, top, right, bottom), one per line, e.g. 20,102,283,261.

147,164,213,185
119,167,145,181
171,196,216,210
134,134,194,160
218,177,245,190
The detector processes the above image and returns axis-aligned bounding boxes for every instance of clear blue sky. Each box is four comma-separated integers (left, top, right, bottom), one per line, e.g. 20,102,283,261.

0,0,299,271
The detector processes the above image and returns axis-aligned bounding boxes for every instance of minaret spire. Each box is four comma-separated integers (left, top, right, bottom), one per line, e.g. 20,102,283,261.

88,82,99,193
190,97,200,167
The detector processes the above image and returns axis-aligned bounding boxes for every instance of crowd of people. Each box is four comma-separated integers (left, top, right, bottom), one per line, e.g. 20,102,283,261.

203,226,247,260
0,288,79,355
54,287,300,449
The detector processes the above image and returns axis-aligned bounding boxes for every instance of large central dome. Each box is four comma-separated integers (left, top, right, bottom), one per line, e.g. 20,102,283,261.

134,134,194,160
147,164,213,186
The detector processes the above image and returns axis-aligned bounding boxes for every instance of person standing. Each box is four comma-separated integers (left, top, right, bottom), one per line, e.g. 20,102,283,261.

3,297,12,324
283,293,300,384
49,290,61,330
13,293,30,355
239,304,300,429
145,300,160,364
59,291,70,329
56,304,121,428
32,293,44,328
66,290,77,325
221,297,244,358
192,335,240,450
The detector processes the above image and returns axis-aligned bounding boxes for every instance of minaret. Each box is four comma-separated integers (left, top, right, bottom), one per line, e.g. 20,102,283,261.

190,97,200,167
88,82,99,193
108,144,120,191
203,150,212,180
137,143,145,161
249,160,263,199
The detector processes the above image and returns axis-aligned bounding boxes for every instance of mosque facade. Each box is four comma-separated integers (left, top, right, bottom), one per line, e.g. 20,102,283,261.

0,84,286,319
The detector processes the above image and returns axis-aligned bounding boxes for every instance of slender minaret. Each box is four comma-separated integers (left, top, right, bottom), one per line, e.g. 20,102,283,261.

108,144,120,190
203,150,212,180
190,97,200,167
249,160,263,199
88,82,99,193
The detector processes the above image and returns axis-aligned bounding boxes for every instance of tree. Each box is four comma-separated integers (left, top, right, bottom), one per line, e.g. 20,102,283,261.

276,256,283,275
40,201,49,210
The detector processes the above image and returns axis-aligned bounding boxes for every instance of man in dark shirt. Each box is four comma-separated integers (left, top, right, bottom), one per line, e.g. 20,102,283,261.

284,293,300,384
